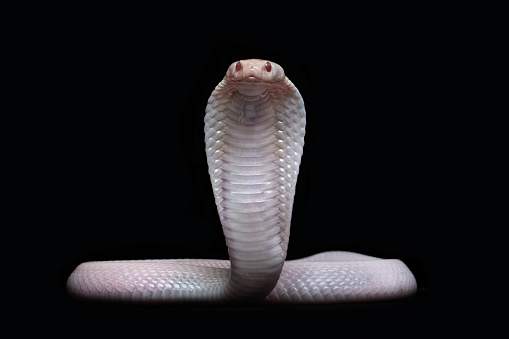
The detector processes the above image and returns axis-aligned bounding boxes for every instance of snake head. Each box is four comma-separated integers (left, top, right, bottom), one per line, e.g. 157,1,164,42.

226,59,285,84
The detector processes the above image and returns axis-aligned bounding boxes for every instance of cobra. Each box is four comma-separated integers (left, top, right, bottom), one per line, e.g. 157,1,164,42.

67,59,417,303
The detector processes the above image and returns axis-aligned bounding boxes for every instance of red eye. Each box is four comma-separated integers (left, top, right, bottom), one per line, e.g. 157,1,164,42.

265,62,272,72
235,62,242,72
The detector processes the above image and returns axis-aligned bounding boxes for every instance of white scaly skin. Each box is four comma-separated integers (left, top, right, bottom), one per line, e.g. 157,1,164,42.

204,59,305,300
66,59,417,303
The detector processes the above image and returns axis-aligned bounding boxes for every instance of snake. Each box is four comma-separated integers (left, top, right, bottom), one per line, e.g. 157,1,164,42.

67,59,417,303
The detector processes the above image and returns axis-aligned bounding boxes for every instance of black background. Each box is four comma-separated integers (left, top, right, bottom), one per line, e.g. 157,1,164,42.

14,3,495,336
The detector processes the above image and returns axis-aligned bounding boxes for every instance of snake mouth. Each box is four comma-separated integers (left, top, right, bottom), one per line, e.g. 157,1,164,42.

238,76,277,85
235,78,266,86
233,78,273,95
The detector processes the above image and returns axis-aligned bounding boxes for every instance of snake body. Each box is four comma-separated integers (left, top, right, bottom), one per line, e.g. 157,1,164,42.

67,59,417,303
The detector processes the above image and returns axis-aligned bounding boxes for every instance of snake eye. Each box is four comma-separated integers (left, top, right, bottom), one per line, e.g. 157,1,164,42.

265,62,272,72
235,62,242,72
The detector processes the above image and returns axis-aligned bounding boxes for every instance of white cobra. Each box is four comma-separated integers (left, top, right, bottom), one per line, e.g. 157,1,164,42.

67,59,417,303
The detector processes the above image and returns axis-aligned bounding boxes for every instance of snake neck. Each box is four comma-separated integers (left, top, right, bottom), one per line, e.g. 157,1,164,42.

205,79,303,301
225,88,284,301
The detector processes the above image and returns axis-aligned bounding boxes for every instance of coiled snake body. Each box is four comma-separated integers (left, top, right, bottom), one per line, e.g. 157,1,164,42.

67,59,417,303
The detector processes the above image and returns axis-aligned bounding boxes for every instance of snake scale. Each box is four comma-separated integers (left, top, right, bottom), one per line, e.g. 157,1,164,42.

67,59,417,303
